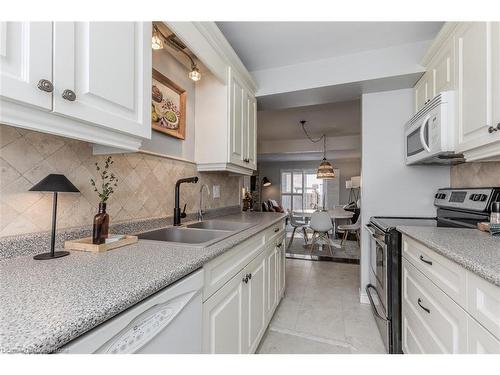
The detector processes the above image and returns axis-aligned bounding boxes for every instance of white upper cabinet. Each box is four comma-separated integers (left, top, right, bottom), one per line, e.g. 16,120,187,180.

416,22,500,161
0,22,53,110
229,72,245,166
0,22,152,151
431,38,454,94
171,22,257,175
414,72,434,113
228,69,257,170
246,94,257,170
52,22,151,139
455,22,496,153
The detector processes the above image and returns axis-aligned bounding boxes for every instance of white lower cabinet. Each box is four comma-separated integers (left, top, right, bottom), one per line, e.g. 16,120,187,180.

402,258,468,353
242,250,267,353
402,234,500,354
468,316,500,353
202,267,246,354
202,219,286,354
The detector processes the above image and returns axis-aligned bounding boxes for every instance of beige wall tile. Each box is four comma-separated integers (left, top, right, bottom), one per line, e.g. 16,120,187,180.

0,124,241,237
450,162,500,188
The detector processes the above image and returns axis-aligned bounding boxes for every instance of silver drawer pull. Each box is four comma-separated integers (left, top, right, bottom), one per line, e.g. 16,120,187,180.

419,255,433,265
37,79,54,93
417,298,430,314
62,89,76,101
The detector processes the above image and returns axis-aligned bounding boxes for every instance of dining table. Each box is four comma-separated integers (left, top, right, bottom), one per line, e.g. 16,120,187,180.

292,207,354,249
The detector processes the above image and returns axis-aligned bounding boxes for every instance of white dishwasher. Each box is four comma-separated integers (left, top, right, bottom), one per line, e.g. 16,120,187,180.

61,269,203,354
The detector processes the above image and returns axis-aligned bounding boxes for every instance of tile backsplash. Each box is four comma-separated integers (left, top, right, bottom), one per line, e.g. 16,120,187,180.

450,161,500,188
0,125,241,237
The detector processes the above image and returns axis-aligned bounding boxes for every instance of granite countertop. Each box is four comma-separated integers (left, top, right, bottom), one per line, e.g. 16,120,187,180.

0,212,287,354
397,226,500,287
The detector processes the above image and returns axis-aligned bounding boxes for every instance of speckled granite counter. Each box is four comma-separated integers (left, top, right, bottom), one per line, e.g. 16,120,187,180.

397,226,500,287
0,212,286,354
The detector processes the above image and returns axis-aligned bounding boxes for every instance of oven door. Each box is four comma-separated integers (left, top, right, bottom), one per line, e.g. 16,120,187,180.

365,224,390,352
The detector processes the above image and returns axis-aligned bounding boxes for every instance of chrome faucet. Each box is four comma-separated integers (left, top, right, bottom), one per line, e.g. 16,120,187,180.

198,184,210,221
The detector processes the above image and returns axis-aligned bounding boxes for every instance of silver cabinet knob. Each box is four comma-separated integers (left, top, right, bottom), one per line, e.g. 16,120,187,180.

62,89,76,101
488,126,497,133
37,79,54,93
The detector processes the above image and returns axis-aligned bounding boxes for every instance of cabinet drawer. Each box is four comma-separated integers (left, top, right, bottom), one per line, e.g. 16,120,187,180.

203,232,265,301
402,258,468,354
468,316,500,353
402,235,467,306
467,272,500,340
264,219,286,243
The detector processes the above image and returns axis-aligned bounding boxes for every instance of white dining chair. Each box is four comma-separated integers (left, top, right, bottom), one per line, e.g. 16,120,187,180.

338,214,361,246
309,211,334,257
287,211,309,250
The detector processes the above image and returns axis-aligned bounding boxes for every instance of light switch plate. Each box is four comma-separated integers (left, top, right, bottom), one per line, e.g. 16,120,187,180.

213,185,220,199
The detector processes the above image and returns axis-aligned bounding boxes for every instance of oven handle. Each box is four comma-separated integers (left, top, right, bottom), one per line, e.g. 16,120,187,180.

419,114,431,153
366,284,388,322
364,225,386,245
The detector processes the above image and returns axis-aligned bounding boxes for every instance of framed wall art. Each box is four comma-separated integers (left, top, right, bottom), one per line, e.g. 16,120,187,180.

151,69,186,139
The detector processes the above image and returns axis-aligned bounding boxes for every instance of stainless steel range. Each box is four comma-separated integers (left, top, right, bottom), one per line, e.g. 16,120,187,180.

365,187,500,354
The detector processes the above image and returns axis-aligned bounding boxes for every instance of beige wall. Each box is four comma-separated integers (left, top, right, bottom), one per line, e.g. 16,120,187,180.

258,159,361,206
0,125,240,237
450,161,500,188
140,45,196,161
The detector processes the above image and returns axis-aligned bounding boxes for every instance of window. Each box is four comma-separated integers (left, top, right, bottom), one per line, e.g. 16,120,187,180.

281,170,324,211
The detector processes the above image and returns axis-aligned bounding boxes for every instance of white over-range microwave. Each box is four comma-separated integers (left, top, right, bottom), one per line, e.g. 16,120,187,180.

405,91,464,165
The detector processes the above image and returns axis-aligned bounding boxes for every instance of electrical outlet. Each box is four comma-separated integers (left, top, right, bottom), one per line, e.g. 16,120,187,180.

213,185,220,199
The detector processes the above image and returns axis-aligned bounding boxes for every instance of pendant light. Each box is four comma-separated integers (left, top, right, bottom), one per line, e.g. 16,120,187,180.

299,120,335,179
151,23,201,82
317,135,335,179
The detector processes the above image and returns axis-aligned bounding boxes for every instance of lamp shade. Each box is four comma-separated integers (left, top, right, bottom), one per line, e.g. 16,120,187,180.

29,174,80,193
317,159,335,179
351,176,361,188
262,177,271,187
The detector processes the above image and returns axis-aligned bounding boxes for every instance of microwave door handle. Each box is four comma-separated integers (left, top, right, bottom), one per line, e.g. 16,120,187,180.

419,114,431,152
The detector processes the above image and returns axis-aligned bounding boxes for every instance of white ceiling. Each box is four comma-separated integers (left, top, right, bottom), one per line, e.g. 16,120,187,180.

258,100,360,141
217,22,444,72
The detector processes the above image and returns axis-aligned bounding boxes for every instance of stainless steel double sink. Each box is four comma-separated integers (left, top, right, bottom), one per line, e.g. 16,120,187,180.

138,219,256,247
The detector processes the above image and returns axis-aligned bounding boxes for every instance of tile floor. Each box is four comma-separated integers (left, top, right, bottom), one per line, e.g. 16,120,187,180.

257,258,386,354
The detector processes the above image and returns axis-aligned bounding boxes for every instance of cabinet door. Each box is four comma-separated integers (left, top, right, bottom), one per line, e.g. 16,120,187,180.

467,317,500,354
432,38,454,94
0,22,53,110
266,245,278,318
414,73,432,113
229,72,244,166
52,22,151,139
246,94,257,170
203,269,245,354
414,75,425,113
242,251,267,353
402,258,468,354
278,239,286,298
456,22,500,152
492,22,500,139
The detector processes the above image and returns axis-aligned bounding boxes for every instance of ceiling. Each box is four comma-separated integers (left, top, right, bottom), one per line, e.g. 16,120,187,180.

217,22,444,72
258,100,360,141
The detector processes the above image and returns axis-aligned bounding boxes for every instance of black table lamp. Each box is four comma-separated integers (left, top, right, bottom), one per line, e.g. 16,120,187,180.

29,174,80,260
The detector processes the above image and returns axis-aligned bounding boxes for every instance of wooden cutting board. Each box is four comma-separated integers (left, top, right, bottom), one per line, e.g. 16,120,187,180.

64,235,138,253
